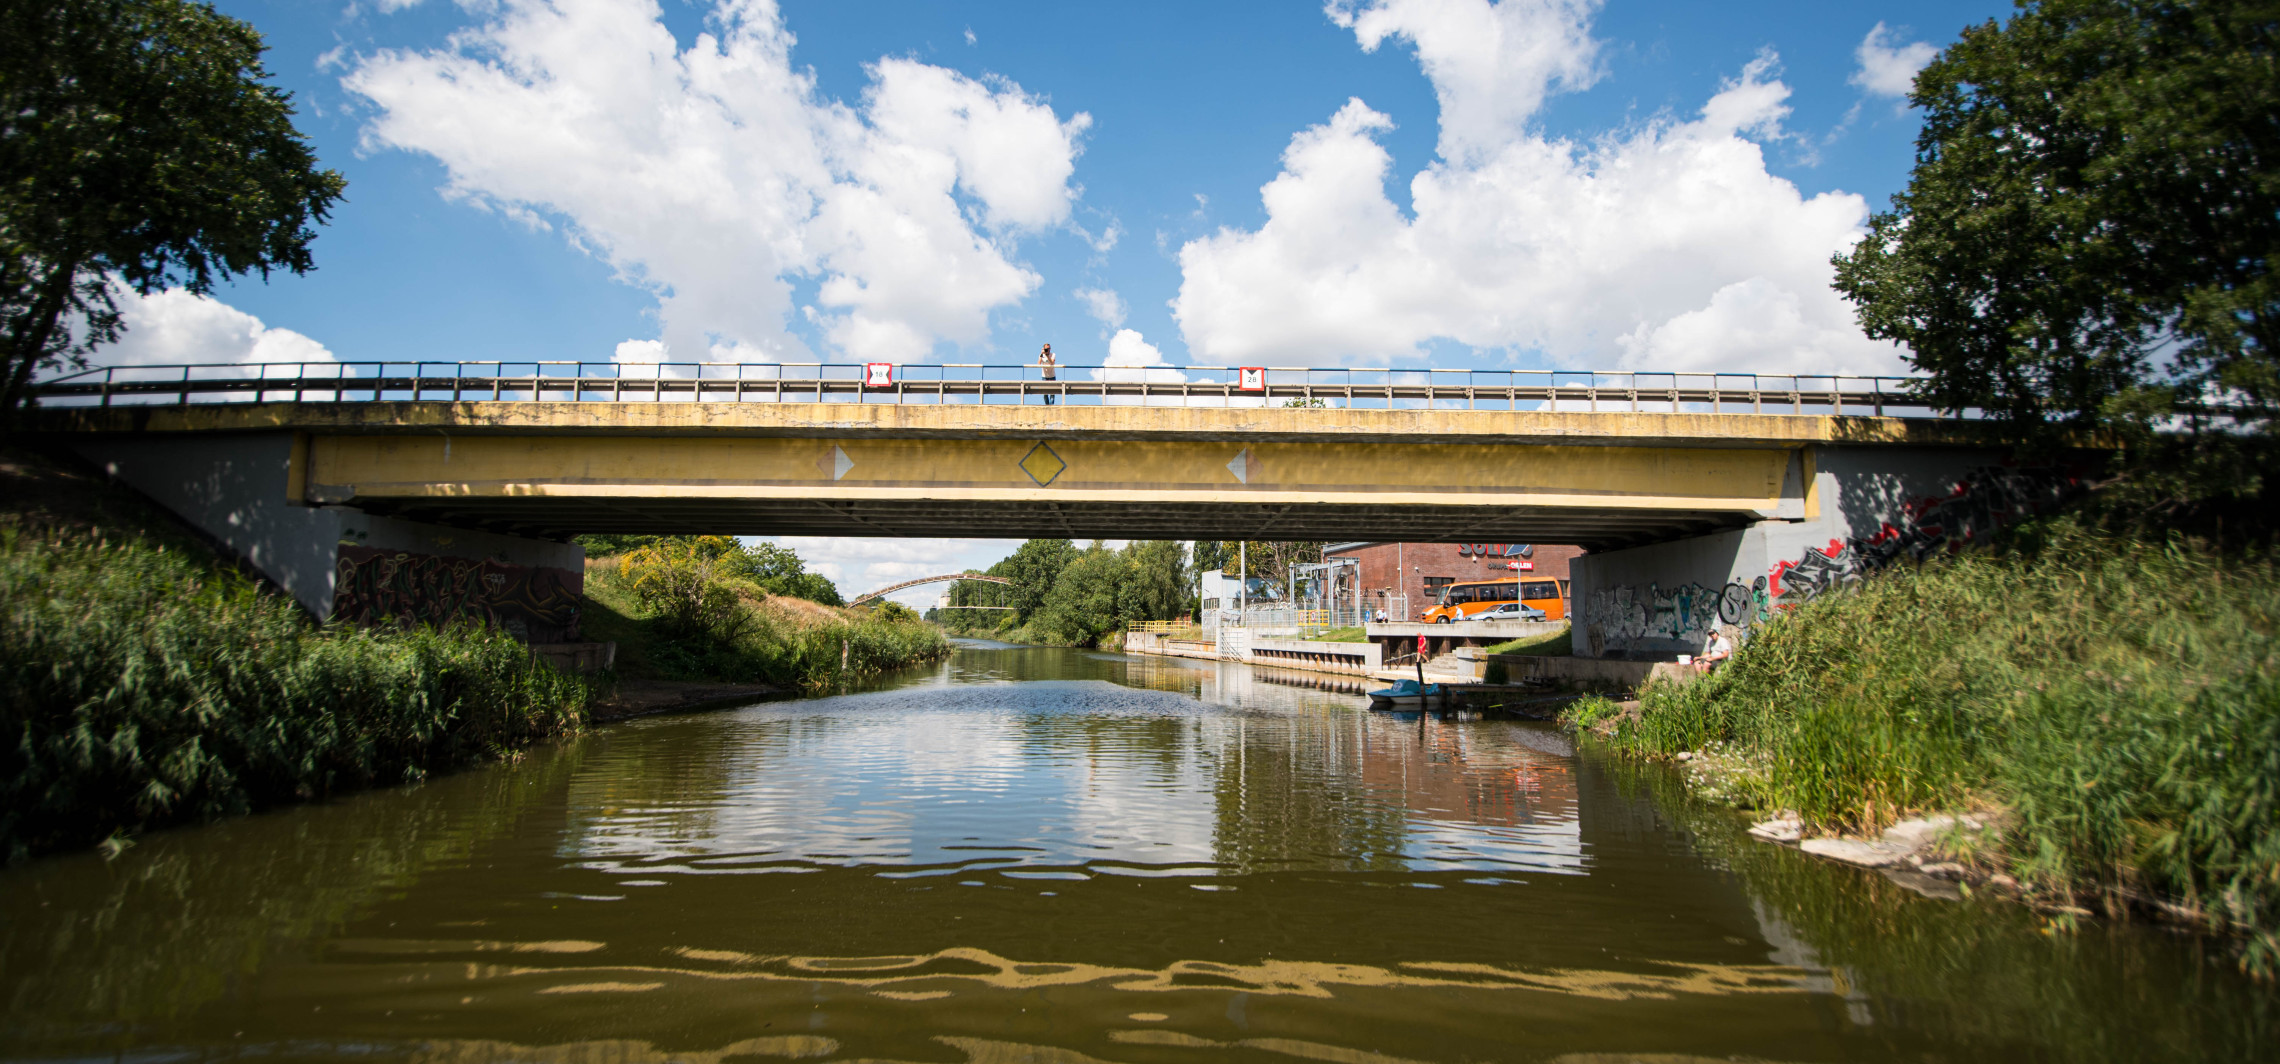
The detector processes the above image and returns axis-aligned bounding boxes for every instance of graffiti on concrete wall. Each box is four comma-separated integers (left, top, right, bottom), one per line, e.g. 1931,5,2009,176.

1767,462,2078,607
332,545,583,643
1586,576,1770,657
1584,463,2075,656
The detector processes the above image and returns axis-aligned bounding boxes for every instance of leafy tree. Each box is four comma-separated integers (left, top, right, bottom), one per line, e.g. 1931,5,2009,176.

1118,540,1190,622
1197,540,1323,592
573,534,670,557
1,0,347,425
1831,0,2277,506
616,539,752,643
577,535,843,605
725,541,844,605
1036,546,1131,646
989,538,1077,623
871,600,921,623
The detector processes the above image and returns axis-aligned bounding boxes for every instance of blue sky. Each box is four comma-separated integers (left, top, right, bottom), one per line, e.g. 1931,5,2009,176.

104,0,2009,601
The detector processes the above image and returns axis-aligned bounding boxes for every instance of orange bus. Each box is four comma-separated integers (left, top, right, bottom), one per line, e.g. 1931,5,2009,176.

1419,578,1569,623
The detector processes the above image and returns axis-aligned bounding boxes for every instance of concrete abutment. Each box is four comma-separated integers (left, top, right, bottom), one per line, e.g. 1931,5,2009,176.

1570,444,2084,661
67,432,587,642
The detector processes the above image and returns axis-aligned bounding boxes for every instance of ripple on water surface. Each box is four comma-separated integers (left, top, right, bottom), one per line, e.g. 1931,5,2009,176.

0,645,2268,1063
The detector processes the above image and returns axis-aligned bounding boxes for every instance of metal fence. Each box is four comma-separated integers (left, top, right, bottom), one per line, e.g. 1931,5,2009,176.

31,360,1963,417
1204,606,1370,631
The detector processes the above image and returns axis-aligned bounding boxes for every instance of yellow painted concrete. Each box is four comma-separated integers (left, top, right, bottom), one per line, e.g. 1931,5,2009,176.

34,400,1999,448
306,434,1792,511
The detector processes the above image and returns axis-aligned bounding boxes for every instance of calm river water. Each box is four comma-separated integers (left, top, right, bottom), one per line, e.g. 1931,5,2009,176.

2,642,2271,1062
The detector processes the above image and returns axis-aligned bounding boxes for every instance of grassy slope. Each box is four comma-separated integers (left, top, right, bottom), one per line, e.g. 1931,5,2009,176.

0,450,589,860
1584,514,2278,974
1486,626,1572,656
582,563,948,687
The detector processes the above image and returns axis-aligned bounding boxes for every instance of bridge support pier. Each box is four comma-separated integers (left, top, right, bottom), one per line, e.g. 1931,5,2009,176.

68,432,587,641
1569,445,2082,660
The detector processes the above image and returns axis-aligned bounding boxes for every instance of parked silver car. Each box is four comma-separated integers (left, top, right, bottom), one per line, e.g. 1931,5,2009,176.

1478,602,1548,622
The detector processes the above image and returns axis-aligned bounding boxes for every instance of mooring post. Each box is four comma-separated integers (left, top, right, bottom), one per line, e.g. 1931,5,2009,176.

1415,632,1430,717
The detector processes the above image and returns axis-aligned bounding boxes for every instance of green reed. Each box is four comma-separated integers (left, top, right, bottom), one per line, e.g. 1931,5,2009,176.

1597,515,2279,974
0,527,590,860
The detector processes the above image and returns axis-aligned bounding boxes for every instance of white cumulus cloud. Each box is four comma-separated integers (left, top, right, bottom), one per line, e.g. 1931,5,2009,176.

76,286,335,370
1091,328,1190,405
343,0,1088,364
1073,287,1128,328
1328,0,1602,162
1851,22,1937,99
1175,0,1902,375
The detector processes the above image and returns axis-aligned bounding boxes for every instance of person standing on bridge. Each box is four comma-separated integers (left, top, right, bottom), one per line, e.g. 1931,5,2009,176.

1038,343,1057,405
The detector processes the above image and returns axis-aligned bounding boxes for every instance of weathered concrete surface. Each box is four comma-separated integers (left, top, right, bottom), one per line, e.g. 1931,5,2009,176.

1571,447,2084,658
32,402,2014,546
32,400,2000,446
1488,654,1692,690
1125,630,1382,678
65,432,582,620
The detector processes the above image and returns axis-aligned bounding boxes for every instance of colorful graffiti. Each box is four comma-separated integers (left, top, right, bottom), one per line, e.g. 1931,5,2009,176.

1584,463,2076,656
1586,577,1768,657
331,546,583,643
1767,462,2079,606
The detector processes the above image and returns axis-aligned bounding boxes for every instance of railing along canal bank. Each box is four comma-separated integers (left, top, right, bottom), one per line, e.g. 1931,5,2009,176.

33,360,1963,418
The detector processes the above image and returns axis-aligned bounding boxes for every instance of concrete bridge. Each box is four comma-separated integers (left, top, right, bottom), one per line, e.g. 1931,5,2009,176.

29,360,2073,657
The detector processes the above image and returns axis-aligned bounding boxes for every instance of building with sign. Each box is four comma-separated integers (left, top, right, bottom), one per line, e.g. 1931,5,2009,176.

1324,542,1585,622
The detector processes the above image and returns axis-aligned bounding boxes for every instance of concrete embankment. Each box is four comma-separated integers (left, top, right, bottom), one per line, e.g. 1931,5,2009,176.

1122,622,1693,700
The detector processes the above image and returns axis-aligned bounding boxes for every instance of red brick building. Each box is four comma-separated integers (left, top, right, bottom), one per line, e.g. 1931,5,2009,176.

1325,542,1585,622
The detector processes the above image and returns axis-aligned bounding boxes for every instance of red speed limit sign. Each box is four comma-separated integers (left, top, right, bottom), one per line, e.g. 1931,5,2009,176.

863,362,894,388
1237,366,1267,391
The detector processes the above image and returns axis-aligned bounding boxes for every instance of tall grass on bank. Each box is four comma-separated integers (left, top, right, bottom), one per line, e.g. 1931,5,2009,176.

0,528,590,860
582,565,948,688
1598,516,2278,973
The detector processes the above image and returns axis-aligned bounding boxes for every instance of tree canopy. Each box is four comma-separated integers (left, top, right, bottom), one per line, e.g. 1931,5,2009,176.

0,0,346,423
1831,0,2277,504
573,535,844,606
944,538,1192,645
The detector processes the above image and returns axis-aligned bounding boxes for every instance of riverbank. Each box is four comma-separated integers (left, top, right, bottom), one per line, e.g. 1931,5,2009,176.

580,556,949,691
1564,513,2279,976
0,449,591,861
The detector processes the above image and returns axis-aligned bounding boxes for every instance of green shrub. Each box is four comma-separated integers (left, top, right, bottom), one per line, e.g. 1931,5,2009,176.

582,566,948,689
0,528,589,859
616,537,755,641
1598,515,2280,974
1559,695,1624,730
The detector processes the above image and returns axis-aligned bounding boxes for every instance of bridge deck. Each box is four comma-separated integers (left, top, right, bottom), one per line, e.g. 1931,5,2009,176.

32,399,1995,549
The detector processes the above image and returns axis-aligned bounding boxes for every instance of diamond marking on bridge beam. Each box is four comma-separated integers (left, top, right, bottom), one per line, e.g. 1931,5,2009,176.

831,445,853,481
1227,447,1251,484
1019,442,1066,486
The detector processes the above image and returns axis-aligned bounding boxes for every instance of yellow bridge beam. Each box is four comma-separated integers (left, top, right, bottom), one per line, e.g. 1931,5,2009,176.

35,400,1980,546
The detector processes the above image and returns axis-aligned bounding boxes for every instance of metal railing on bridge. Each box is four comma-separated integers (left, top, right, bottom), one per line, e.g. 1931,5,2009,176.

31,360,1965,418
1204,606,1369,630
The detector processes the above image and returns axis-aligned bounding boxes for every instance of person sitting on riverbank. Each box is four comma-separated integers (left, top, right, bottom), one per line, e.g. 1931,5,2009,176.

1695,627,1735,672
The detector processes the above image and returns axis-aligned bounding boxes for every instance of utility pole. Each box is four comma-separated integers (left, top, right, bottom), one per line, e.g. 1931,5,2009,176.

1238,541,1247,622
1397,542,1405,621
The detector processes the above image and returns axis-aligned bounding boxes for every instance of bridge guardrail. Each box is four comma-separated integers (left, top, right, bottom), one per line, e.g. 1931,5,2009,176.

30,360,1967,417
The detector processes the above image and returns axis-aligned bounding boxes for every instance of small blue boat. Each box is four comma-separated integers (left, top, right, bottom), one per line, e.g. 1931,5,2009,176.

1368,678,1445,708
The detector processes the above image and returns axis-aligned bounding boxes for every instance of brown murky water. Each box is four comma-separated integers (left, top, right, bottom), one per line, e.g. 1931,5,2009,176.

2,642,2271,1062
